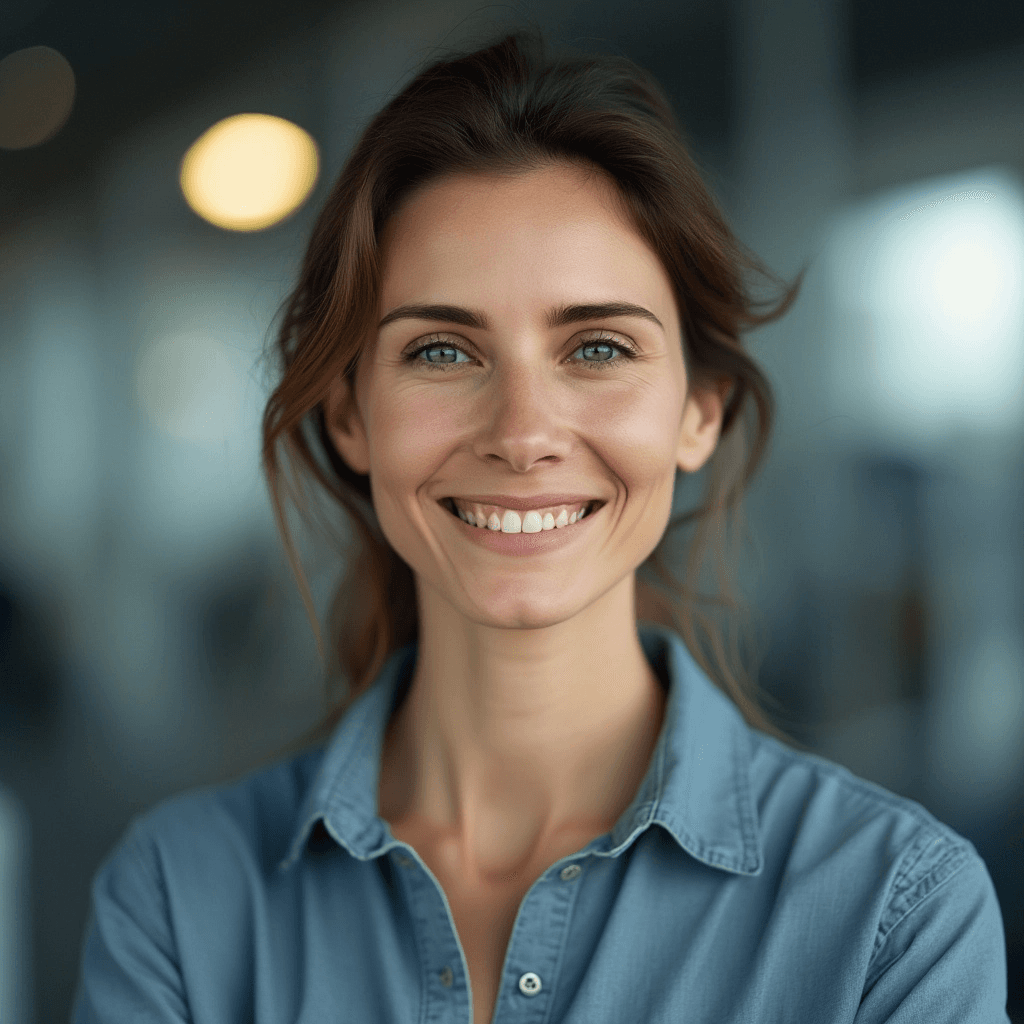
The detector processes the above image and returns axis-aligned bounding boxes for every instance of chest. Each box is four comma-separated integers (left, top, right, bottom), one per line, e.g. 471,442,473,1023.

445,885,523,1024
389,820,604,1024
398,831,535,1024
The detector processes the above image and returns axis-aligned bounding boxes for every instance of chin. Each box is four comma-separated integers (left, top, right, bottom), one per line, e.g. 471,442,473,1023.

460,593,584,631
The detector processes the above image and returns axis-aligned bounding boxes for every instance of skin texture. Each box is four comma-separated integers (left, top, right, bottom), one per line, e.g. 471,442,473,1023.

326,161,728,884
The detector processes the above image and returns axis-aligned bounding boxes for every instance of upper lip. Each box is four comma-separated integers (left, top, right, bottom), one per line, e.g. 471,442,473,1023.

443,494,604,512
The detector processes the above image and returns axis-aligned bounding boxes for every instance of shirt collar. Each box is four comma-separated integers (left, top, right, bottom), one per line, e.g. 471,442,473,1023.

279,621,763,876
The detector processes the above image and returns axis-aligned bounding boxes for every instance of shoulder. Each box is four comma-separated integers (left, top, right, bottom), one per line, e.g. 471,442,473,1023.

747,728,974,873
76,744,329,1016
108,743,326,887
740,734,1010,1019
745,729,993,944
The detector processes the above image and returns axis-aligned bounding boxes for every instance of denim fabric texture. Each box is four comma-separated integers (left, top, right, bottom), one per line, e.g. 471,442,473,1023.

72,622,1010,1022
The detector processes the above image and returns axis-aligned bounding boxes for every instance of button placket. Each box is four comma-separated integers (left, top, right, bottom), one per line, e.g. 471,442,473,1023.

490,857,583,1015
400,865,472,1024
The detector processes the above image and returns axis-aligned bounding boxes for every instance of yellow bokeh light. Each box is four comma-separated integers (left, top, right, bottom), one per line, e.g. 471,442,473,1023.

0,46,76,150
180,113,319,231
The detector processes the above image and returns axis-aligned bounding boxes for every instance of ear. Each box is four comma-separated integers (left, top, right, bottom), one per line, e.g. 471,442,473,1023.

324,371,371,476
676,376,732,474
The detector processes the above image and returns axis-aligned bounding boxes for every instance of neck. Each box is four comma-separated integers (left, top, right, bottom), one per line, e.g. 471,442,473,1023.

377,574,667,878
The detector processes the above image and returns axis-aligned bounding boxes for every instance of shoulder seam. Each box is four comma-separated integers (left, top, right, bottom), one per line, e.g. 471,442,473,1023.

751,733,957,836
873,835,972,956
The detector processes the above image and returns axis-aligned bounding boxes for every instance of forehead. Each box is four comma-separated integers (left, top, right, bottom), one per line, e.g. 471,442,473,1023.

376,163,674,310
384,161,633,232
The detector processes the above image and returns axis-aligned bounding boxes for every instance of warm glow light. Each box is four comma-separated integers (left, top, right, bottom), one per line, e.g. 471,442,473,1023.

0,46,76,149
179,113,319,231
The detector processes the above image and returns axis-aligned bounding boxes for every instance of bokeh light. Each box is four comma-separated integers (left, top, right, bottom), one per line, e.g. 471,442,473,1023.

824,167,1024,440
179,113,319,231
0,46,76,150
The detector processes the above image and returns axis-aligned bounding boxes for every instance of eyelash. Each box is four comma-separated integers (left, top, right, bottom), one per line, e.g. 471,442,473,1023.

403,332,639,372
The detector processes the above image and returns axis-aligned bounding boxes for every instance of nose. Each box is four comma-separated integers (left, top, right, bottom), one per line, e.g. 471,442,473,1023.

472,359,571,470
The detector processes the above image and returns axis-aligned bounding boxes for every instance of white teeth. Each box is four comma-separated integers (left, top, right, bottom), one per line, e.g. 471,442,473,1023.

522,511,543,533
452,500,595,533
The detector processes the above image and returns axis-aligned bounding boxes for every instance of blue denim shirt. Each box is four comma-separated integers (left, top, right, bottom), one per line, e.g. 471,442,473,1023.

72,622,1010,1022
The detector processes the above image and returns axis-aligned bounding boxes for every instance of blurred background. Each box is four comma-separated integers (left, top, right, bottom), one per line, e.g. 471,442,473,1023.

1,0,1022,1019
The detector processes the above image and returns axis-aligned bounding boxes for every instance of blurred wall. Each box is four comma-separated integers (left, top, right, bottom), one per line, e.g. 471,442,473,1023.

0,0,1021,1020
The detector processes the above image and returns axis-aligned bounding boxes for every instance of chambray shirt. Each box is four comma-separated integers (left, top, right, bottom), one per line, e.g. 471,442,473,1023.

72,622,1010,1023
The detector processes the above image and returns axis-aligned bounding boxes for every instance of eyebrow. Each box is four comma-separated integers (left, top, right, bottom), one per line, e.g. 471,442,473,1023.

377,301,664,333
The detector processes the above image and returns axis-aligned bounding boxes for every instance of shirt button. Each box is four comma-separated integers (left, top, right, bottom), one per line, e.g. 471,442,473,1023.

559,863,582,881
439,966,453,987
518,972,542,996
394,852,414,868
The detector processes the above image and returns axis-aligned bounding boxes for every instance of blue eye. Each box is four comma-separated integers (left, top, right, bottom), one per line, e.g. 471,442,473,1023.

408,342,472,368
572,340,631,366
404,334,638,371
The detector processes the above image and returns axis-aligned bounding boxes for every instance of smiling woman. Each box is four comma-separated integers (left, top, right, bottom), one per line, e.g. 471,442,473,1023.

72,21,1010,1024
268,35,807,757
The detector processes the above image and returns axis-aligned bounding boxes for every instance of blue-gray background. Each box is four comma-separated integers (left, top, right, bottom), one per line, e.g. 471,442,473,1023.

1,1,1022,1021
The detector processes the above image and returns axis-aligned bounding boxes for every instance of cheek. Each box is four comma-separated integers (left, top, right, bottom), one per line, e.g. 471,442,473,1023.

369,389,456,477
583,386,681,480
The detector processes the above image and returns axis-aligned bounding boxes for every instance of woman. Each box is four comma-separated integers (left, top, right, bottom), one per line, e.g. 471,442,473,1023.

72,26,1009,1023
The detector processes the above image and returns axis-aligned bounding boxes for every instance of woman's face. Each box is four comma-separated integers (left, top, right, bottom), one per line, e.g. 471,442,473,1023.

327,162,725,628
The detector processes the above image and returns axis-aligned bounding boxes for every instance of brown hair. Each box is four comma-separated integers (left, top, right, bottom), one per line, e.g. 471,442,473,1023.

259,23,810,758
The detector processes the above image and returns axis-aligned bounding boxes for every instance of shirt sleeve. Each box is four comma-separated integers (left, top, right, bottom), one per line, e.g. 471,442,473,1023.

70,820,193,1024
855,836,1010,1023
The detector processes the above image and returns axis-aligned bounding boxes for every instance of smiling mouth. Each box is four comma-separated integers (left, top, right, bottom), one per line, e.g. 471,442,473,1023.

441,497,602,531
